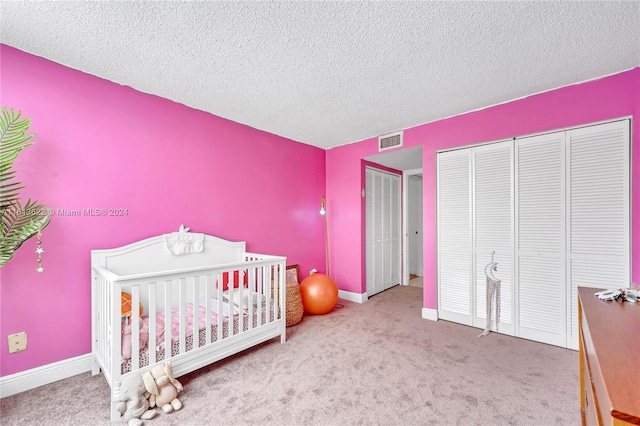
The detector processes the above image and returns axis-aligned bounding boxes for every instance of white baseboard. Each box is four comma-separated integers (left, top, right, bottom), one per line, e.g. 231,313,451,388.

0,353,92,398
338,290,367,303
422,307,438,321
341,290,435,318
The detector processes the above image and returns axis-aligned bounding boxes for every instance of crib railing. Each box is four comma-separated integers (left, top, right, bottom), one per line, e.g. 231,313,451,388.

91,254,286,388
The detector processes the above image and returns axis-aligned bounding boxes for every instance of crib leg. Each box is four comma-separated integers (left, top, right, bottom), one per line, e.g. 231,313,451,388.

110,382,122,423
280,329,286,344
91,355,101,376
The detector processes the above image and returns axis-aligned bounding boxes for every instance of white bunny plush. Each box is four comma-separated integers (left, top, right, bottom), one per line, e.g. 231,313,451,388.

142,361,183,414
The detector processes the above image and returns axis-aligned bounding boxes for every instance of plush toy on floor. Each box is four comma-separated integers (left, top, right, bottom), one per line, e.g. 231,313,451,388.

142,361,183,413
117,374,157,426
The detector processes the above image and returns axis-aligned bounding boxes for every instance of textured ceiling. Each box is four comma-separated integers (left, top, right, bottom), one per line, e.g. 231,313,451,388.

1,1,639,150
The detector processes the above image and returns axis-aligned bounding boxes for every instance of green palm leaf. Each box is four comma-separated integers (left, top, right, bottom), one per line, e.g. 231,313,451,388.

0,107,51,267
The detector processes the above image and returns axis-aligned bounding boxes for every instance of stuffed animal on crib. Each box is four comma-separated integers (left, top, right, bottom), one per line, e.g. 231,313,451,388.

122,318,149,361
116,374,157,426
142,361,183,413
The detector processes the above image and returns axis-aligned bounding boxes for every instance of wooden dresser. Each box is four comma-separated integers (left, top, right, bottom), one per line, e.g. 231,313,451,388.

578,287,640,425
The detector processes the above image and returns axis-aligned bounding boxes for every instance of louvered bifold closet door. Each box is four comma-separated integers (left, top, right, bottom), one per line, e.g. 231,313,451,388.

438,149,473,325
366,168,383,296
473,141,514,335
516,132,567,347
381,171,401,292
366,169,375,296
567,120,630,350
366,167,402,297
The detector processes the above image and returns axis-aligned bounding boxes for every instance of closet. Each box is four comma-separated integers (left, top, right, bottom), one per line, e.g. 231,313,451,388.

437,119,630,349
437,140,514,333
365,166,401,297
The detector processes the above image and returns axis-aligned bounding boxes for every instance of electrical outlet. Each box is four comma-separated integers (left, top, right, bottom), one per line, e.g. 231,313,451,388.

8,332,27,353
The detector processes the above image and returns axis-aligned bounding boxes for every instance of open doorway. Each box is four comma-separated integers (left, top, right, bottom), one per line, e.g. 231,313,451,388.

364,146,423,294
405,171,423,288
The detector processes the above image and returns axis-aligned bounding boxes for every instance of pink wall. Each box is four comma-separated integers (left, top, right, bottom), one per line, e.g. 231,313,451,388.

327,68,640,309
1,42,637,379
0,45,326,376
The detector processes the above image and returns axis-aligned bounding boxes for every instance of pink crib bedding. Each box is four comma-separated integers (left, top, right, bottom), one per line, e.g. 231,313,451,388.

150,300,242,350
122,299,242,360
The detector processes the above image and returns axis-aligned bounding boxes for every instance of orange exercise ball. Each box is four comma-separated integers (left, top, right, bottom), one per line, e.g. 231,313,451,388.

299,273,338,315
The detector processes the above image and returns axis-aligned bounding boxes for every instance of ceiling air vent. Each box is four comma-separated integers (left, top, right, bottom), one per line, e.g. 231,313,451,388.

378,131,403,152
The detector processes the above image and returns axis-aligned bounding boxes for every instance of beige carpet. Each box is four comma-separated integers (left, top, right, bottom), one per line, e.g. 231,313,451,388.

0,286,579,425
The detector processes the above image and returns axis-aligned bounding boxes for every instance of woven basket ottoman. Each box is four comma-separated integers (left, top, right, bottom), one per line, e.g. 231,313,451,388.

285,280,304,326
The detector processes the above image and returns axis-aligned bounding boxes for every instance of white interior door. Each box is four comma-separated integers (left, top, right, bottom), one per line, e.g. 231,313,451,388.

366,167,401,297
437,149,473,325
566,120,630,349
515,131,567,347
473,141,514,335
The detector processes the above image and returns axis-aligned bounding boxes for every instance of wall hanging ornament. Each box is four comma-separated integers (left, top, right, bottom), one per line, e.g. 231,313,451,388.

35,229,44,272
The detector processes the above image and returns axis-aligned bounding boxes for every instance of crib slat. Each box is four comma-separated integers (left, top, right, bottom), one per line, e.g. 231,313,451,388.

228,274,235,338
236,269,242,332
256,266,262,327
131,286,140,371
272,267,277,324
192,275,199,350
98,275,107,374
148,284,157,365
271,266,277,324
164,280,172,360
263,266,268,326
255,266,261,328
91,274,99,375
104,276,111,375
179,278,186,354
111,280,121,390
217,273,223,341
278,264,284,321
246,267,254,330
98,277,105,373
205,275,212,345
226,275,232,337
270,266,276,324
97,277,104,370
276,266,282,322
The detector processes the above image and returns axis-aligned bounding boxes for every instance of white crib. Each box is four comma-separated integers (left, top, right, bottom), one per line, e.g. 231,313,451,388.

90,228,286,421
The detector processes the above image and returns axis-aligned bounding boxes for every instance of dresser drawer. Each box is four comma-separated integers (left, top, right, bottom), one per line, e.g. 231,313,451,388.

580,333,600,426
